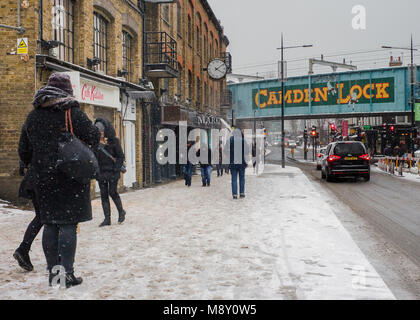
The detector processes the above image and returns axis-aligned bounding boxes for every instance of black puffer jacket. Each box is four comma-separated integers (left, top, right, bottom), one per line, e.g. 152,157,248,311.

19,86,100,225
94,118,125,181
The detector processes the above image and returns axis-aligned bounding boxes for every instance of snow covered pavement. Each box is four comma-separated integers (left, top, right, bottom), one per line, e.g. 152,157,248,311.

0,165,394,299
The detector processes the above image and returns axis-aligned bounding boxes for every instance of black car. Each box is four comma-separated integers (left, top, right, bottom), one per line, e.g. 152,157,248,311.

321,141,370,182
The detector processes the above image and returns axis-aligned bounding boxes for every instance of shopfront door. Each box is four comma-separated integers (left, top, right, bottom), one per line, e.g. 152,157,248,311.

124,121,137,188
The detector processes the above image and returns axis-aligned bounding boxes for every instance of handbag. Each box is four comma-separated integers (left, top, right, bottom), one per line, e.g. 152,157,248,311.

56,109,99,184
99,145,127,174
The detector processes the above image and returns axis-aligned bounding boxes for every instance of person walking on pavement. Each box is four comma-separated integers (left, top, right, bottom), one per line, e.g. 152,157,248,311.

20,73,100,288
217,142,224,177
13,124,43,272
226,128,250,199
197,140,212,187
94,118,126,227
183,142,193,187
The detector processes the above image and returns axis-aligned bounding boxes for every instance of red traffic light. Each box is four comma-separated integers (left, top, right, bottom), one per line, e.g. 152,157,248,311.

390,126,395,132
311,130,317,136
330,124,336,131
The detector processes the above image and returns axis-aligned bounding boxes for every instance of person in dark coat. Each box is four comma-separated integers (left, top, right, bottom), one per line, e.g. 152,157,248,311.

197,141,212,187
216,142,224,177
20,73,100,288
13,124,43,272
94,118,126,227
225,128,250,199
183,142,194,187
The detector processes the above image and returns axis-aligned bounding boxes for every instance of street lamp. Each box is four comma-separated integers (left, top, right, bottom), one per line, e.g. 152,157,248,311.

381,35,418,153
277,33,313,168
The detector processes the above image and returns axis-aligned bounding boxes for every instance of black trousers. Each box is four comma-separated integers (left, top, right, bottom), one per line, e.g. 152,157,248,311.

42,224,77,274
98,178,124,218
19,195,43,252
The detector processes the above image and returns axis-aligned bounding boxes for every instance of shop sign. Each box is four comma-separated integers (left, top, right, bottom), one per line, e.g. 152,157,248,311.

60,71,121,110
196,114,221,127
252,77,395,109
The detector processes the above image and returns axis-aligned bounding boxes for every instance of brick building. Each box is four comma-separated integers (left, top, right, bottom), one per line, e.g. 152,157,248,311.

143,0,232,183
0,0,232,202
0,0,148,202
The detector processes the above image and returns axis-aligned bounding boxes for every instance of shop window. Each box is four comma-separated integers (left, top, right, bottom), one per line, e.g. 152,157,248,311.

93,12,108,73
122,31,133,82
52,0,74,63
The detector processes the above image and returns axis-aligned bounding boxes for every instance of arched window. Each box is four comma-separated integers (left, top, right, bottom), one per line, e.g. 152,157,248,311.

203,24,208,63
122,31,133,82
197,76,201,107
177,1,182,34
52,0,74,63
93,12,108,73
187,15,192,46
188,70,193,99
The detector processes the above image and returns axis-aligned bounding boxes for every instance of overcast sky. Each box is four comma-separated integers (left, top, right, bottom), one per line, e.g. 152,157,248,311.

207,0,420,78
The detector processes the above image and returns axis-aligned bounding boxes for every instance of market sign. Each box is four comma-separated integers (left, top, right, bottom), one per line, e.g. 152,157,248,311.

252,77,395,109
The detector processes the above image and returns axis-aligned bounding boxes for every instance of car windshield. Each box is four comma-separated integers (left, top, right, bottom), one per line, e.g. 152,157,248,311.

320,149,326,154
334,143,365,156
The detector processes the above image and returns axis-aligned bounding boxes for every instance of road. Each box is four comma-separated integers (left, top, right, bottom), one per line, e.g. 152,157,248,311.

267,146,420,265
266,145,420,298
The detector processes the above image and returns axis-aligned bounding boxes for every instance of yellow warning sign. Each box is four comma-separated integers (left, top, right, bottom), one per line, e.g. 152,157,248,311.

17,38,28,54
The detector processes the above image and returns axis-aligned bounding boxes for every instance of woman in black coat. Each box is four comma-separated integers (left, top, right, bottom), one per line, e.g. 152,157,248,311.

20,73,100,288
94,118,126,227
13,124,43,272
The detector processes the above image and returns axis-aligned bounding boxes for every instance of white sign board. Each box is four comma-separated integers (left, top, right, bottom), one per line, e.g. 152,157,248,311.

121,94,137,121
60,71,121,110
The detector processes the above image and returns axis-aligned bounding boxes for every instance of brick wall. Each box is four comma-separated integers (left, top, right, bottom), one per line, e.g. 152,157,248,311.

145,0,229,117
0,0,145,202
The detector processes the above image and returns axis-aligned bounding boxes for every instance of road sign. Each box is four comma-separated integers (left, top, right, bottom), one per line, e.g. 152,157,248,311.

17,38,28,55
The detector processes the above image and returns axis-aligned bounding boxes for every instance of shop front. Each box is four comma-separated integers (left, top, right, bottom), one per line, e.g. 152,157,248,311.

157,105,223,183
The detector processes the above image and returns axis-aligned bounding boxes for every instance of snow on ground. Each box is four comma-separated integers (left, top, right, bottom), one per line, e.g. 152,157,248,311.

373,165,420,185
0,165,394,300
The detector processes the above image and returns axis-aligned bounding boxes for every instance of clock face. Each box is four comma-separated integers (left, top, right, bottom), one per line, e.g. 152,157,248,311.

207,59,227,80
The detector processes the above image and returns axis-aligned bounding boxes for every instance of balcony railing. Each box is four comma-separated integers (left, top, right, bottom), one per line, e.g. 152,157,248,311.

145,31,178,78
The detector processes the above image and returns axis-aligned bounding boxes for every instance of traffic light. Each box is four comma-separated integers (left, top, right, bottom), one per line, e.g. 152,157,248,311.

311,128,317,138
330,123,336,132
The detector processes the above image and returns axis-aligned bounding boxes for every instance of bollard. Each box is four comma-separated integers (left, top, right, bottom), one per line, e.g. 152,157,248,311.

399,160,403,176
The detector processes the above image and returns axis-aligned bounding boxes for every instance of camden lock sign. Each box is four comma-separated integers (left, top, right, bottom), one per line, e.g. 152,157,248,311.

252,77,395,109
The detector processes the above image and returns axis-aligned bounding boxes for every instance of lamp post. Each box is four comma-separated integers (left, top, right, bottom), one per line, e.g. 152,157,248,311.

277,34,313,168
382,35,418,153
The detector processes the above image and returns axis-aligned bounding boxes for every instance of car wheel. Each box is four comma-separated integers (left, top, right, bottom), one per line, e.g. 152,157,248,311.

364,174,370,182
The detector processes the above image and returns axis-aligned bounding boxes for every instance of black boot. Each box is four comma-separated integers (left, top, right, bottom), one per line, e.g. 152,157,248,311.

49,269,60,287
65,273,83,288
99,218,111,227
118,210,126,224
13,246,33,272
99,202,111,227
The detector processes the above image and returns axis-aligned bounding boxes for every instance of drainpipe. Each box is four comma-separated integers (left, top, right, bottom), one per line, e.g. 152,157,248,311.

0,1,25,34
